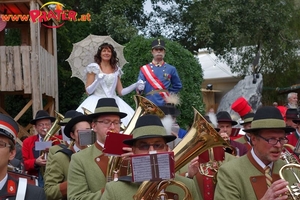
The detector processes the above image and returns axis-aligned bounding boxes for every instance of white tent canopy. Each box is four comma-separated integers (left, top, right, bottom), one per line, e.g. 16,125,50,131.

197,49,238,80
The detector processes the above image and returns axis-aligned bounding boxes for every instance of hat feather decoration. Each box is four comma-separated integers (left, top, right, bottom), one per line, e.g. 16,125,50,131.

161,114,173,136
207,112,218,128
164,93,180,106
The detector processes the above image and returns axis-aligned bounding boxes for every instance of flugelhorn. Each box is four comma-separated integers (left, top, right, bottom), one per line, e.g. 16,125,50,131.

106,95,165,182
279,163,300,199
133,107,230,200
278,144,300,199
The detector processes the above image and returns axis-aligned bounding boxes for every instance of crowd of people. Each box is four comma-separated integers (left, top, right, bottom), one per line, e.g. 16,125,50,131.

2,39,300,200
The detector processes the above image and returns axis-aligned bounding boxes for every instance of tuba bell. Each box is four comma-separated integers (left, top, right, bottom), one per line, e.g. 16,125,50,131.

133,107,230,200
42,111,64,144
106,95,165,182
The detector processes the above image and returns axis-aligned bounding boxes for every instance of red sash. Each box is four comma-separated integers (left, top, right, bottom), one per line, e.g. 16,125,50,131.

141,64,169,99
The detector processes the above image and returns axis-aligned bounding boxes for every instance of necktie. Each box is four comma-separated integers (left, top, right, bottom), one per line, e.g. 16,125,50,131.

264,166,272,187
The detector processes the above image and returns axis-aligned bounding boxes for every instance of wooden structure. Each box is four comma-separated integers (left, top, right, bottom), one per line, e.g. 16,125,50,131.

0,0,58,137
201,88,221,112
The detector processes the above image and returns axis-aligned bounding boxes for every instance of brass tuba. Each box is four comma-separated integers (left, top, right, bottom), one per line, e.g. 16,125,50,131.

133,107,230,200
43,111,64,144
106,95,165,182
40,111,64,174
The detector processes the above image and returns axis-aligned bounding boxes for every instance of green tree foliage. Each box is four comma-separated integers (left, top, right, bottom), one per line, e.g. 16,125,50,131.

121,36,204,127
147,0,300,105
80,0,148,44
152,0,300,73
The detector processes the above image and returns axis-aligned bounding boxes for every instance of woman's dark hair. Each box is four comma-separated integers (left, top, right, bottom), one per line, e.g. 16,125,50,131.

94,43,119,70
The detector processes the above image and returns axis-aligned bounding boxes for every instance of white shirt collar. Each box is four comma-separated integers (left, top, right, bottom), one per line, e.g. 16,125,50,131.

251,148,273,170
73,144,81,153
296,129,300,137
97,140,104,148
38,134,44,142
288,103,297,109
0,173,8,190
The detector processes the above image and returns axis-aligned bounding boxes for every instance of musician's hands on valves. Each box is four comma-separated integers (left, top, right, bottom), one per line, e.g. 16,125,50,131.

260,179,289,200
186,157,199,178
219,132,230,141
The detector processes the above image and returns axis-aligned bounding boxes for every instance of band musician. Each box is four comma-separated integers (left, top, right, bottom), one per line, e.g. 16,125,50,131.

183,116,236,200
100,115,201,200
231,97,255,151
215,106,298,200
0,113,46,199
22,110,61,188
216,111,248,156
44,111,91,200
67,98,127,200
285,109,298,146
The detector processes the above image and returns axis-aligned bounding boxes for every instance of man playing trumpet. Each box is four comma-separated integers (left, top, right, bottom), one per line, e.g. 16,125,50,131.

215,106,298,200
22,110,59,188
67,98,127,200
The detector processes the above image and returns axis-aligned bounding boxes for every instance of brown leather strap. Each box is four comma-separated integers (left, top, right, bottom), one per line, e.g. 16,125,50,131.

145,89,169,96
94,142,109,177
94,154,109,177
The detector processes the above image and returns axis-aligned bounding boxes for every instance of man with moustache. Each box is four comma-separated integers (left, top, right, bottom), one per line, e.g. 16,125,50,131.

137,39,182,106
22,110,59,188
214,106,297,200
67,98,127,200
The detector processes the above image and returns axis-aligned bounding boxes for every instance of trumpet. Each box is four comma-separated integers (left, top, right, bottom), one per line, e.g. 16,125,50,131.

278,144,300,199
279,163,300,199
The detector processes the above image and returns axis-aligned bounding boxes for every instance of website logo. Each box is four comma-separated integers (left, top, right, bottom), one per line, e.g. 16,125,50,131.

0,1,91,29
